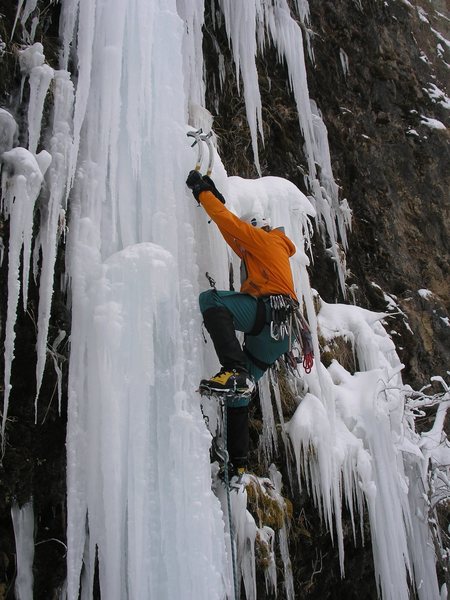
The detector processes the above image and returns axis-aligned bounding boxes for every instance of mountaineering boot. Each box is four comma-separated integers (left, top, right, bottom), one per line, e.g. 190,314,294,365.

199,368,254,396
218,463,246,487
230,466,246,489
200,307,254,395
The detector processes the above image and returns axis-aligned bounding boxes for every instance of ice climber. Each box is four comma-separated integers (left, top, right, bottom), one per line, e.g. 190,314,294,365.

186,170,300,474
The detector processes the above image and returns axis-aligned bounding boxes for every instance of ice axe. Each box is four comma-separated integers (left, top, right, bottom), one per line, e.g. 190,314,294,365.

187,129,214,176
199,130,214,176
187,128,204,171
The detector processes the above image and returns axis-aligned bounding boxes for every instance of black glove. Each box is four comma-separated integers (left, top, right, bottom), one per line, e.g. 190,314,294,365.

186,169,203,190
202,175,225,204
185,170,225,204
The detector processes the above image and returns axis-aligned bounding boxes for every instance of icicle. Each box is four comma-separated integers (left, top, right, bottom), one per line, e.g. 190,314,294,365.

258,526,277,593
213,0,350,291
288,296,441,598
18,42,45,102
0,109,18,154
20,0,38,30
27,62,54,154
1,147,50,446
66,0,97,193
35,70,74,408
217,0,265,175
231,488,257,600
11,500,35,600
62,2,233,597
49,330,66,415
11,0,26,41
294,0,311,24
258,373,278,464
269,465,295,600
59,0,81,70
177,0,206,113
340,48,350,78
267,3,349,291
270,369,294,484
16,43,54,254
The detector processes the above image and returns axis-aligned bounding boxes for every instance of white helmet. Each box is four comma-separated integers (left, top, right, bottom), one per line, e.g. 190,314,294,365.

242,212,271,229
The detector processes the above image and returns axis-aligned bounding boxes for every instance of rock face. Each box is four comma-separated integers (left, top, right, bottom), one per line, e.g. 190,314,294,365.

0,0,449,598
306,0,449,388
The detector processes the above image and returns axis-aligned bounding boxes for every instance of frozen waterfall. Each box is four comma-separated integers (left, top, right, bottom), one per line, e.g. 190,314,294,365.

1,1,446,599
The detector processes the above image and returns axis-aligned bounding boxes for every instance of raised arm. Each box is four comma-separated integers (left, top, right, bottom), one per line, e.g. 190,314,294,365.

197,190,270,255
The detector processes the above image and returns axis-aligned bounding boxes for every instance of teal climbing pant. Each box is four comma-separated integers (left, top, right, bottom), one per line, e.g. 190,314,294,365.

199,289,290,383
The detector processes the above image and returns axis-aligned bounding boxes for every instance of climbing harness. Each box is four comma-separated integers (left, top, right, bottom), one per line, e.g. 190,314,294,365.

200,283,315,374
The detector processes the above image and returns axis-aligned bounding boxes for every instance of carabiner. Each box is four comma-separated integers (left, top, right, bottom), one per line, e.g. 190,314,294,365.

270,321,280,340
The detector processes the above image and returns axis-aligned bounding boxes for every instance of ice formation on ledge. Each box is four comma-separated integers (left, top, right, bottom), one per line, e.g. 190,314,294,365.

287,300,441,600
1,146,51,439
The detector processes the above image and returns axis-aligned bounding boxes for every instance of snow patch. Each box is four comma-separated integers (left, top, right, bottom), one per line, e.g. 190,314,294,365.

418,288,433,299
417,7,429,23
420,115,447,129
424,83,450,110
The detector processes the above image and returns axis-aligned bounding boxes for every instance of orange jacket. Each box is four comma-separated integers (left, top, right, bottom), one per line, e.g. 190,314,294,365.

199,190,298,300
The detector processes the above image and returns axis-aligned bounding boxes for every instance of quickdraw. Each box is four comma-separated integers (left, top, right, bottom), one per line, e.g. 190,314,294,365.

267,295,315,374
269,295,294,341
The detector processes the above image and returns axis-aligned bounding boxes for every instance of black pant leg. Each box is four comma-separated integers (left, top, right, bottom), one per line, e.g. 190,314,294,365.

226,406,249,468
